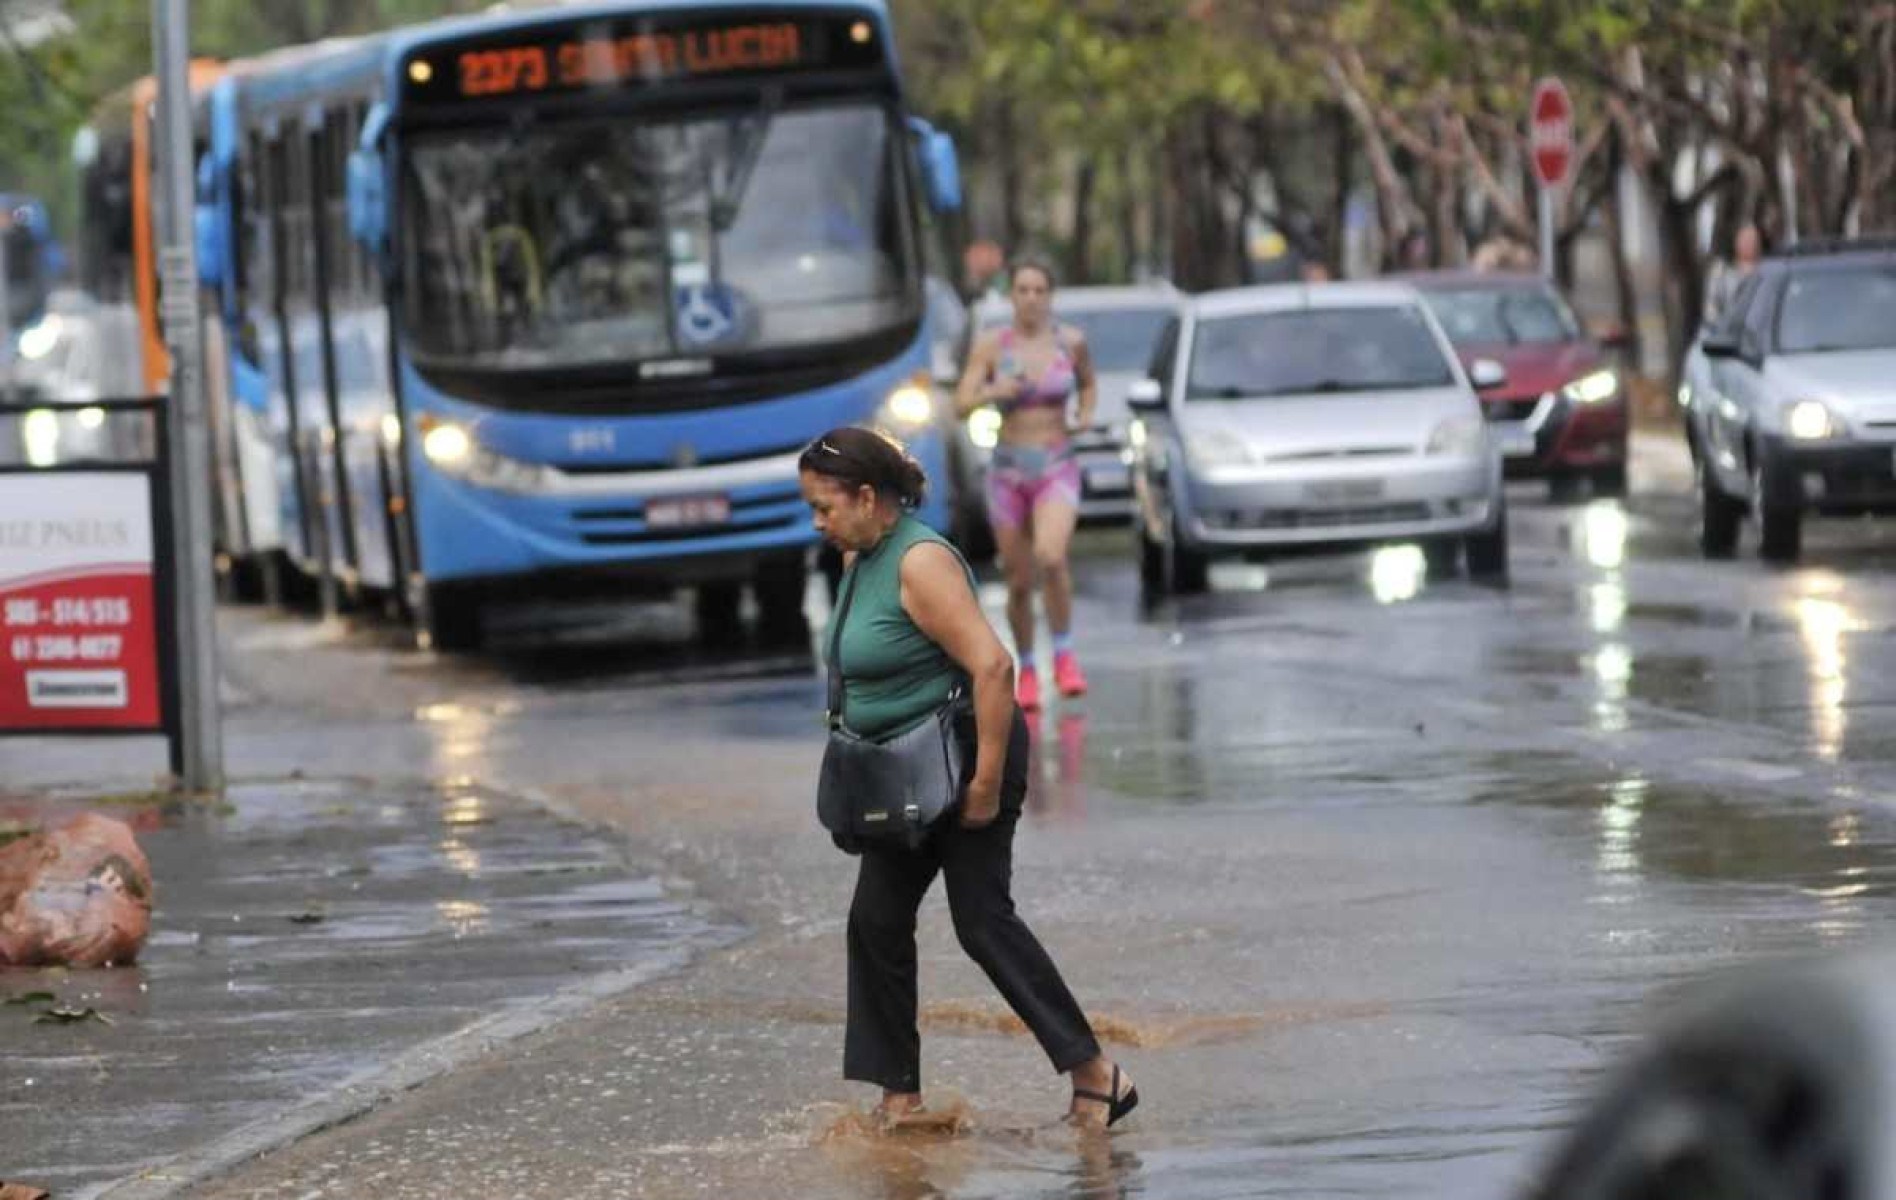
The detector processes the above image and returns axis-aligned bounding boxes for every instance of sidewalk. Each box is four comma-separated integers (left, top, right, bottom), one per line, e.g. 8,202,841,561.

1,776,733,1198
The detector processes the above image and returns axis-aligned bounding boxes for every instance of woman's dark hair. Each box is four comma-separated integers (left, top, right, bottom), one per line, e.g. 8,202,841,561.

1009,254,1058,291
799,426,928,510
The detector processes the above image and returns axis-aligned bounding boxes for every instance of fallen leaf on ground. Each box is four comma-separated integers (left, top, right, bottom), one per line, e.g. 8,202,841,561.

0,1181,53,1199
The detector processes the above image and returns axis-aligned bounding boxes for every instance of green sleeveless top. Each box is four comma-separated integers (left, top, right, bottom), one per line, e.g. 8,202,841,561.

830,515,974,742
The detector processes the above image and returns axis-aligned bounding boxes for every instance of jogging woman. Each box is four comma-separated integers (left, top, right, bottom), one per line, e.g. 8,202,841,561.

954,258,1098,711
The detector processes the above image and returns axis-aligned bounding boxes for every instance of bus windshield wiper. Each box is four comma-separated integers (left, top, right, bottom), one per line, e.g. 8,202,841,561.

708,86,781,232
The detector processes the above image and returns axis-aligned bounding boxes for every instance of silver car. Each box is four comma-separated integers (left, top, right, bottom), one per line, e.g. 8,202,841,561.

1681,241,1896,563
1127,282,1509,595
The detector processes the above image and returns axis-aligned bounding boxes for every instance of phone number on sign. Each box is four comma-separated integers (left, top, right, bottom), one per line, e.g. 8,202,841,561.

4,598,134,628
10,634,125,664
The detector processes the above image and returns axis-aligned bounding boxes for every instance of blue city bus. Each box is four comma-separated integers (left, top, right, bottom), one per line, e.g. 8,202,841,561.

1,194,63,346
194,2,961,649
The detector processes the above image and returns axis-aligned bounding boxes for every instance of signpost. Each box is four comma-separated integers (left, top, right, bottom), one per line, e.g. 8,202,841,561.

1530,77,1574,282
152,0,223,792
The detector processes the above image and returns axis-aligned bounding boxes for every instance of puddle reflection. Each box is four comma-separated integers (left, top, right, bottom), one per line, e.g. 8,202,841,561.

1793,594,1852,761
1025,712,1090,821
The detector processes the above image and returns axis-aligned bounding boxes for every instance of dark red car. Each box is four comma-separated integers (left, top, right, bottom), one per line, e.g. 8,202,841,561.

1405,272,1630,499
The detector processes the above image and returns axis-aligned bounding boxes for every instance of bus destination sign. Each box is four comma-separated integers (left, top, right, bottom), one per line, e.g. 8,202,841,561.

407,12,885,105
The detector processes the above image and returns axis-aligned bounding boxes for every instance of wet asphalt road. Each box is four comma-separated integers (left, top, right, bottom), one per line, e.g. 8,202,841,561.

15,437,1896,1197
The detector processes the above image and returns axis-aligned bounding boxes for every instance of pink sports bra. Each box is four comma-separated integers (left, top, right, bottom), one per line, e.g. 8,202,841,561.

994,326,1076,412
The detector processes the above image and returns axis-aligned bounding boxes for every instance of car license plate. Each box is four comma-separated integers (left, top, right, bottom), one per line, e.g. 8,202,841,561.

1305,478,1385,502
645,494,731,529
1085,464,1130,493
1498,424,1537,458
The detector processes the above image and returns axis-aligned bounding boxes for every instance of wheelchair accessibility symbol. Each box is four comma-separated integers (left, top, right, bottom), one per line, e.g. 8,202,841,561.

674,283,745,348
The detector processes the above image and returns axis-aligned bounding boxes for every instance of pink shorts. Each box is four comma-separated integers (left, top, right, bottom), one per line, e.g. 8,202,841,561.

985,443,1081,530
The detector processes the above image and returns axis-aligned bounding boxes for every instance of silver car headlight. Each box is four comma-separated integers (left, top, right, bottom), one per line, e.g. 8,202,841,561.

1561,368,1620,405
966,406,1003,450
422,420,556,493
1185,429,1254,468
1785,399,1840,441
1426,415,1486,457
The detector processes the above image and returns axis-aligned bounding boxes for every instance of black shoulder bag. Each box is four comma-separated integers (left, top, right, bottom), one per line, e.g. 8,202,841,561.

816,564,972,853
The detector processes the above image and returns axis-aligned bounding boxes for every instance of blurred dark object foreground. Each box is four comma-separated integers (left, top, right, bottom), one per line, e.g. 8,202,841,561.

0,813,152,967
1528,947,1896,1200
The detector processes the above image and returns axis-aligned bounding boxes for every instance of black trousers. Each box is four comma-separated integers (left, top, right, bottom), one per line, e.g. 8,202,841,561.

844,709,1101,1092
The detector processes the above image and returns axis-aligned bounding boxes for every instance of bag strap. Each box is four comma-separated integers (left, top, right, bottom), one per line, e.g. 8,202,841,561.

825,562,862,729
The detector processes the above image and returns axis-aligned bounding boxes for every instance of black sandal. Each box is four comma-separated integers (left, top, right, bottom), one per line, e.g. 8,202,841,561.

1072,1064,1140,1128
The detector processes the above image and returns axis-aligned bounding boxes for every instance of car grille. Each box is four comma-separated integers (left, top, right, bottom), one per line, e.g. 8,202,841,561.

1484,397,1542,423
1204,502,1434,531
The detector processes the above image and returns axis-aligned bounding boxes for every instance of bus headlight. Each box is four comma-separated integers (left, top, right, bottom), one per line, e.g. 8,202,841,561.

967,407,1003,450
1786,399,1838,441
76,407,106,430
423,421,554,493
883,382,935,429
1562,369,1620,405
422,422,472,466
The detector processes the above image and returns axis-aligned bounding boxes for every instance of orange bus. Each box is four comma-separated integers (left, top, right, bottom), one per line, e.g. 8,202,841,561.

75,61,225,395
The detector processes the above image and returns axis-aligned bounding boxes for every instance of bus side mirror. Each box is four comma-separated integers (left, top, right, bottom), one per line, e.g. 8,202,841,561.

347,102,391,267
195,154,225,289
908,117,961,215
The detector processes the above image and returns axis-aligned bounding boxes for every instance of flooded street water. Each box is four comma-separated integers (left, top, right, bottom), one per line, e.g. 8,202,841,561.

16,464,1896,1198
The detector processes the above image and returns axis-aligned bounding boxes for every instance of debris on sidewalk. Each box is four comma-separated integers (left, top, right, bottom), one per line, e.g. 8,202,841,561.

0,1182,53,1200
0,813,153,968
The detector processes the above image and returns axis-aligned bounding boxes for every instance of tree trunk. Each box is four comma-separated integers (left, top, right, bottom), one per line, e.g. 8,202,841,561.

1118,145,1141,280
1602,133,1643,370
1654,184,1706,385
1150,139,1172,282
1068,158,1097,285
996,97,1027,251
1329,101,1352,274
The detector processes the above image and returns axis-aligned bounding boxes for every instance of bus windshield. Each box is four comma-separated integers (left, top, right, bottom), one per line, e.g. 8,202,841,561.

399,100,917,370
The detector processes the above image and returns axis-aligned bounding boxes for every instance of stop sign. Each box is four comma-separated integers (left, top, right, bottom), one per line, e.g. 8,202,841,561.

1530,77,1574,189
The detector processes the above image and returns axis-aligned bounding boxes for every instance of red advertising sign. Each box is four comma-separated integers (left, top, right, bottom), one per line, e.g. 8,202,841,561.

1530,77,1574,189
0,474,162,731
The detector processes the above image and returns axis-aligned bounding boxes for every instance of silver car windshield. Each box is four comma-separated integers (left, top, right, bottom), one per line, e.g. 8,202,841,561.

1060,307,1173,372
1187,306,1457,399
1777,268,1896,354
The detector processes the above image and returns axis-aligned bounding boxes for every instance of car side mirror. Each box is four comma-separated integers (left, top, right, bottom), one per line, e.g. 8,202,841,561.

1127,378,1166,413
1700,328,1740,359
1469,358,1508,391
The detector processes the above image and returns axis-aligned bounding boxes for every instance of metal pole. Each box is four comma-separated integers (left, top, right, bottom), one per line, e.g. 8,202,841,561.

1538,185,1556,282
0,219,14,398
152,0,224,793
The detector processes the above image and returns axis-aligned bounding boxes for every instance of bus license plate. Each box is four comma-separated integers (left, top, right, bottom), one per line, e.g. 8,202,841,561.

645,495,731,529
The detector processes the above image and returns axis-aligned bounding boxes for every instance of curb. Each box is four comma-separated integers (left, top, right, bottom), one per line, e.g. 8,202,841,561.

76,775,750,1200
80,937,737,1200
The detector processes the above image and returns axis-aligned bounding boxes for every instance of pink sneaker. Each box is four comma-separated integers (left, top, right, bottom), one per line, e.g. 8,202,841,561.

1017,666,1042,712
1053,651,1088,698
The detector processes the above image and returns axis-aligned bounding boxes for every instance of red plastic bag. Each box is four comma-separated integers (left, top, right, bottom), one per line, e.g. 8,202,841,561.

0,814,153,968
